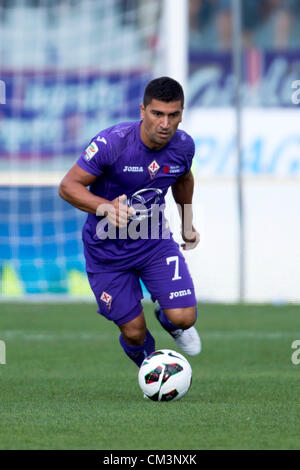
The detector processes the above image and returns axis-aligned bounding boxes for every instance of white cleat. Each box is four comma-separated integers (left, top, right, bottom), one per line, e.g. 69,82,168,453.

170,327,202,356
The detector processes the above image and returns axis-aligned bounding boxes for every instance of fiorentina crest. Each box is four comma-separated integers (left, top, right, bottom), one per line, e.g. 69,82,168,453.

148,160,160,179
100,291,112,310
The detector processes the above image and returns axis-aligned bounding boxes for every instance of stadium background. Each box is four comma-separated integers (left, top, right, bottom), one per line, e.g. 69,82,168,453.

0,0,299,303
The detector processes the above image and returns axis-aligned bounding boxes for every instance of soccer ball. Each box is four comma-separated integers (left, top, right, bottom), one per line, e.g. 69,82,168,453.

138,349,192,401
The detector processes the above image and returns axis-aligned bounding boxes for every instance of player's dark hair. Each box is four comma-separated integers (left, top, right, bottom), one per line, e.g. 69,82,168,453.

143,76,184,107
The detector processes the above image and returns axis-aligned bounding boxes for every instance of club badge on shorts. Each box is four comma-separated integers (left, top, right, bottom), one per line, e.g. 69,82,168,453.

100,291,112,310
148,160,160,179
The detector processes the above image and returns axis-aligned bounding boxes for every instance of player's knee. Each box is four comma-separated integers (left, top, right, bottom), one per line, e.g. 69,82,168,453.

180,315,196,330
121,327,146,346
181,306,197,330
118,311,147,346
168,306,197,330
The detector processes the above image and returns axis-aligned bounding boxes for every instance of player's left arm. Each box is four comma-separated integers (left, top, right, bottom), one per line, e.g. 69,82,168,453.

171,170,200,251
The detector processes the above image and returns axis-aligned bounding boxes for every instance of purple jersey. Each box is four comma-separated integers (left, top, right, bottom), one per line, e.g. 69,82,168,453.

76,120,195,272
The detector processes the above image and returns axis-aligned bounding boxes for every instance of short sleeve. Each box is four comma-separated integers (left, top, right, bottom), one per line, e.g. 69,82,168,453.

76,136,110,177
184,135,195,174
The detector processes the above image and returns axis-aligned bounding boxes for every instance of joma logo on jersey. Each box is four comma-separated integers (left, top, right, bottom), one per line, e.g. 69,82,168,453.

169,289,192,300
123,166,144,172
100,291,112,309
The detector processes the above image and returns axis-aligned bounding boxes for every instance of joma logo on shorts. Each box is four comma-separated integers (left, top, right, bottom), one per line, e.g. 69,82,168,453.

169,289,192,300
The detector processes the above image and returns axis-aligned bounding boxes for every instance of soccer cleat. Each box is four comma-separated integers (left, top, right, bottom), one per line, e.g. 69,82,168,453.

154,306,201,356
169,327,201,356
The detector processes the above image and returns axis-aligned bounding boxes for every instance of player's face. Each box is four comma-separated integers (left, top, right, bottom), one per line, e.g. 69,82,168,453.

140,99,183,149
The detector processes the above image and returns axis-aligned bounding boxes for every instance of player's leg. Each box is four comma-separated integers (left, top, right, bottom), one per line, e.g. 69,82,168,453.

87,269,155,367
155,305,197,331
154,305,201,356
118,311,155,367
140,240,201,356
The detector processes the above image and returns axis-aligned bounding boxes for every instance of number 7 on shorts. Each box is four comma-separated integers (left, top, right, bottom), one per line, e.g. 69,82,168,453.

166,256,182,281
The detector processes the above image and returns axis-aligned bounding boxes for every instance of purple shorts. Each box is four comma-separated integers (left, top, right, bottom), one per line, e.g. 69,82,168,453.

87,239,196,326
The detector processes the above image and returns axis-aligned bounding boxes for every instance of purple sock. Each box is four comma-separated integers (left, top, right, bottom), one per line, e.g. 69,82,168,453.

119,329,155,367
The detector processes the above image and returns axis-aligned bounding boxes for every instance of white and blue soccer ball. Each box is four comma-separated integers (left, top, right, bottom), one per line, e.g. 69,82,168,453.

138,349,192,401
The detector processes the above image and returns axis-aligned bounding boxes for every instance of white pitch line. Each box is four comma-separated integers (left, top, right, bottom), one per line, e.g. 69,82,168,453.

204,331,300,339
1,330,298,341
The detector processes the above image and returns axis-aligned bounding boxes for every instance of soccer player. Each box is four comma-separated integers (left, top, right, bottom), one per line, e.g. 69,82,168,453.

59,76,201,368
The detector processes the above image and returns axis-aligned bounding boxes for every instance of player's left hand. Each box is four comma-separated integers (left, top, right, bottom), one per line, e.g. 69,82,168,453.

181,228,200,251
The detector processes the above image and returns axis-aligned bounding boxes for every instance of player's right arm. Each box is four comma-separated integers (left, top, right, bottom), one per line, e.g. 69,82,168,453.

58,164,134,227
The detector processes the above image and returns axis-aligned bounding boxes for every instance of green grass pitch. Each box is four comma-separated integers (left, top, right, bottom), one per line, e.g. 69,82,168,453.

0,301,299,450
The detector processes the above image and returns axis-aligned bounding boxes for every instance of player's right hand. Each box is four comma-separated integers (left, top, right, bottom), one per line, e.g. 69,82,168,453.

107,194,136,227
181,227,200,251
